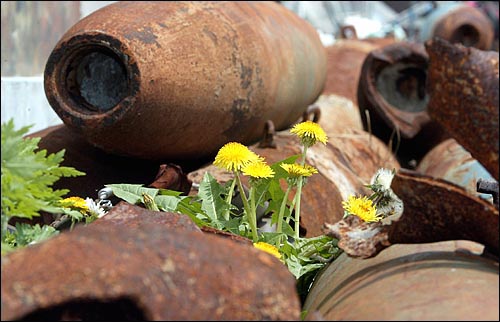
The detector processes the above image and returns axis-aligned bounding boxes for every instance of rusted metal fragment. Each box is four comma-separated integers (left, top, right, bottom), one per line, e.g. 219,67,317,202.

390,168,499,255
303,240,499,321
1,221,300,320
323,215,390,259
313,94,364,135
432,5,495,50
425,38,499,180
323,38,395,104
417,138,497,203
357,41,449,166
148,163,192,195
43,1,326,160
96,201,201,233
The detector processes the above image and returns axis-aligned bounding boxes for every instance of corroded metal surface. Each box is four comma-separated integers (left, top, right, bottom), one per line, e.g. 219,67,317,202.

417,138,497,202
313,94,364,135
97,201,201,232
303,240,499,321
358,42,431,139
390,168,499,255
323,168,499,259
148,163,192,195
1,220,300,320
323,38,395,104
357,41,449,166
425,38,499,180
432,5,495,50
44,1,327,160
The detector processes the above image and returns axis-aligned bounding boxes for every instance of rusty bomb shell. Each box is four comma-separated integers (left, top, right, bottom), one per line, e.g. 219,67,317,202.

303,241,499,321
1,217,301,320
43,1,327,160
420,3,495,50
357,41,449,166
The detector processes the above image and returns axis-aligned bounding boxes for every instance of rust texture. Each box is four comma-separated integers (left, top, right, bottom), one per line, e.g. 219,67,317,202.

1,219,301,320
43,1,327,161
357,41,449,166
417,138,498,203
313,94,364,135
303,241,499,321
148,163,192,195
323,215,390,259
433,5,495,51
322,37,395,104
389,168,499,255
425,38,499,180
97,201,201,232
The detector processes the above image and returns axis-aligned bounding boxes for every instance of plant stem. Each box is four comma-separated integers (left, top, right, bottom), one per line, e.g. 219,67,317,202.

293,177,303,240
277,185,292,234
235,172,258,242
223,178,237,220
275,184,292,247
293,145,308,241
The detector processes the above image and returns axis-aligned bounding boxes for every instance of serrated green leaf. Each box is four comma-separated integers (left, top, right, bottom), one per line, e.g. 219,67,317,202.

198,172,229,223
154,195,182,212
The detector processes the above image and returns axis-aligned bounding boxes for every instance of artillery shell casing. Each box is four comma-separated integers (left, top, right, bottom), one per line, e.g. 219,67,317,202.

44,1,327,160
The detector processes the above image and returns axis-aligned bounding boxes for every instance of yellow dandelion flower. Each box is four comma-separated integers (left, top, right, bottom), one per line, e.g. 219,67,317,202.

242,160,275,179
290,121,328,146
342,195,382,223
214,142,261,172
281,163,318,178
59,196,89,213
253,242,282,260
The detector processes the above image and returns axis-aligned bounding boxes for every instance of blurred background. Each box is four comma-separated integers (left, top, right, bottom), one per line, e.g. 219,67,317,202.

1,1,499,134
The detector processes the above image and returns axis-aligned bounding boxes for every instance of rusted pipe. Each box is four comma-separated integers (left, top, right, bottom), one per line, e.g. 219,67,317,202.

357,41,449,167
43,1,327,161
1,216,301,320
420,4,495,50
303,241,499,321
425,38,499,180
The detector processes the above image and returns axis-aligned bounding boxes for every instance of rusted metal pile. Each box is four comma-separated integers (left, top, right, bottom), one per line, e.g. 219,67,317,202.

2,1,499,321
